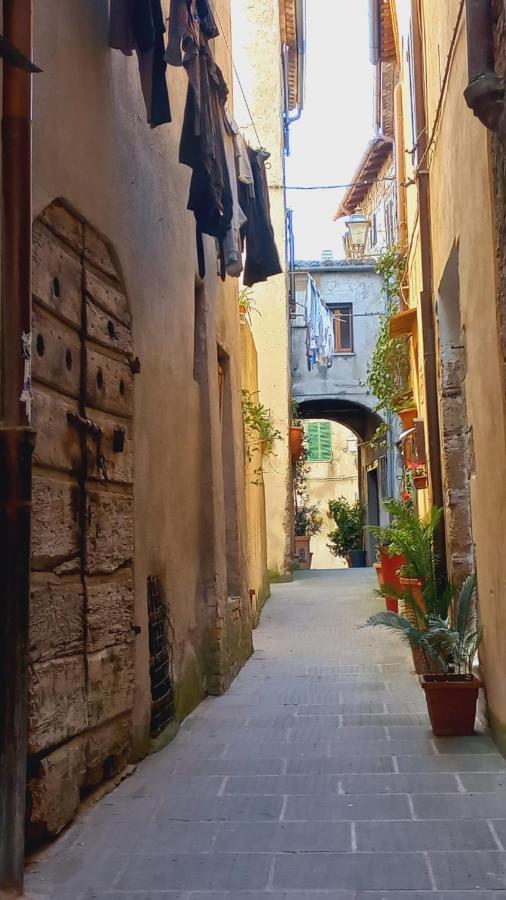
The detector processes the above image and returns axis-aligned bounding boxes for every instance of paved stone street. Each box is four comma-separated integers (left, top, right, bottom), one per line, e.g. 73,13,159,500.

25,569,506,899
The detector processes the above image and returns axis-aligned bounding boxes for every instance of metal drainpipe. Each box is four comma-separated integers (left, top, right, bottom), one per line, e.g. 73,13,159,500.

0,0,35,893
409,0,446,571
464,0,504,130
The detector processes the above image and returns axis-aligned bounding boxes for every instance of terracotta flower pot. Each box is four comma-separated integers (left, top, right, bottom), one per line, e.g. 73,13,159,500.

420,674,482,736
294,535,311,570
413,474,428,489
399,577,424,612
289,426,303,461
399,407,417,431
379,548,406,594
373,562,384,588
386,595,399,613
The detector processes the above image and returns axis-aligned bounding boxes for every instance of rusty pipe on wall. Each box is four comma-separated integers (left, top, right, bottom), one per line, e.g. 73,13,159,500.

410,0,446,571
464,0,504,130
0,0,35,893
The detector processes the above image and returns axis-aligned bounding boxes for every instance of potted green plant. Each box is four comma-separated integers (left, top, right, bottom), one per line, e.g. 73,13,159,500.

238,288,260,324
241,389,281,485
407,460,428,489
327,497,366,567
290,400,304,462
419,575,482,735
293,436,322,569
366,504,448,672
294,501,323,570
364,575,482,735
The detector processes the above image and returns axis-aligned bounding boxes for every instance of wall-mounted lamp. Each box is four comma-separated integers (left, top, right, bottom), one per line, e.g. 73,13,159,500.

343,214,371,259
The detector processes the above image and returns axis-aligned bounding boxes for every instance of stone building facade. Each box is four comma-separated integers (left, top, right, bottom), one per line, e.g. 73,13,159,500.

383,0,506,752
231,0,305,579
291,264,395,563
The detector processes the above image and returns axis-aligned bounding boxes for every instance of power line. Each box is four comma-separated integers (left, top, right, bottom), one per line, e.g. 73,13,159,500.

208,0,264,150
285,177,396,191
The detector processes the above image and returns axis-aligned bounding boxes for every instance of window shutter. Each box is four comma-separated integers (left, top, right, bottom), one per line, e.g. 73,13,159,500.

319,422,332,460
306,423,320,461
306,422,332,461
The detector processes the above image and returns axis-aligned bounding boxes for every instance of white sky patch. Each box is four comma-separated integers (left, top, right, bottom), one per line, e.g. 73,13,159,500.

286,0,374,260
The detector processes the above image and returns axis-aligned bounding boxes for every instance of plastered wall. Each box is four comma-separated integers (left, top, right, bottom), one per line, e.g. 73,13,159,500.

29,0,253,834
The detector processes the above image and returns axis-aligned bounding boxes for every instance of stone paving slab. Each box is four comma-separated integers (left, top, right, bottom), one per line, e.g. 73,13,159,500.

25,569,506,900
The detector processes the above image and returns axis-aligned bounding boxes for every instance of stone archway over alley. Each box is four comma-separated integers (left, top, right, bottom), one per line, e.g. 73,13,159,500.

26,570,506,898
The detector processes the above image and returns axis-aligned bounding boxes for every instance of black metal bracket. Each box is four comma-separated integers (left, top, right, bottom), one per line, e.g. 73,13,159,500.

0,36,41,73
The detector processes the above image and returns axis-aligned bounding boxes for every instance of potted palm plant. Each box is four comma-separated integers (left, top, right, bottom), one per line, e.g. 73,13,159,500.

367,504,448,672
365,575,482,735
327,497,366,567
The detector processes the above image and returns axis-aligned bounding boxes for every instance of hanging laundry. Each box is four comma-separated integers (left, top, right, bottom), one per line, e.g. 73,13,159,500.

168,1,234,279
222,114,248,277
166,0,218,66
241,149,282,287
224,112,254,188
109,0,171,128
304,275,334,370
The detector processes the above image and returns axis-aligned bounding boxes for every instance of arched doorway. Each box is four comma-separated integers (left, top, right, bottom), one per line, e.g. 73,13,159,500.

295,396,394,565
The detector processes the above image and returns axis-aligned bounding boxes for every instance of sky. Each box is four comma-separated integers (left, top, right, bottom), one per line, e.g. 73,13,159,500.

285,1,374,261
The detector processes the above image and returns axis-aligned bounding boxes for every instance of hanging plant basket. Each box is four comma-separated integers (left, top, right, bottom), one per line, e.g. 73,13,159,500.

289,426,304,461
413,474,428,489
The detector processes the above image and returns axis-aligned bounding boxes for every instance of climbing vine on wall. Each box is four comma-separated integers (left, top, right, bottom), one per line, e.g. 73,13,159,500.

366,245,411,429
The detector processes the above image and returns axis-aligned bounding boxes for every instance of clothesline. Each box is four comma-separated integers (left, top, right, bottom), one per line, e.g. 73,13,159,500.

207,0,264,151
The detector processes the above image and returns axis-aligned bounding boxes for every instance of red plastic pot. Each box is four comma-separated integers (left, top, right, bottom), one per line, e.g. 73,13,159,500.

379,548,405,593
386,595,399,613
420,674,481,736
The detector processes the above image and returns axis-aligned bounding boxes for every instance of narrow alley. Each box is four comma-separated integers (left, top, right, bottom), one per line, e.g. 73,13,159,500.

26,570,506,899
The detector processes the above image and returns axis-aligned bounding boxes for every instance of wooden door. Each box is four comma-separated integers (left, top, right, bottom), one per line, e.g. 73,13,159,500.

27,201,136,840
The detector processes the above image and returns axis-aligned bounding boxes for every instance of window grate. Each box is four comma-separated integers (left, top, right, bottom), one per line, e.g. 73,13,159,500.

147,575,176,737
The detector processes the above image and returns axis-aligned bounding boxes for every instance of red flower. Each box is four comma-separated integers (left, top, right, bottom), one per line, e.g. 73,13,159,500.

401,490,410,502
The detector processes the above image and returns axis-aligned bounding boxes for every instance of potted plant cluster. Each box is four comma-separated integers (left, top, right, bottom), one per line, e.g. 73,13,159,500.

327,497,366,567
293,436,322,569
408,459,428,490
364,502,483,736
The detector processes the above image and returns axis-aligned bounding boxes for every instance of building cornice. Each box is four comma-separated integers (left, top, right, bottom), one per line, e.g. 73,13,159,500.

333,138,393,220
279,0,305,111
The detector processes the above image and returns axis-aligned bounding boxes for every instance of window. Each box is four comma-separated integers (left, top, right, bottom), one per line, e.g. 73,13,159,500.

306,421,332,462
385,199,395,247
370,213,377,249
333,303,353,353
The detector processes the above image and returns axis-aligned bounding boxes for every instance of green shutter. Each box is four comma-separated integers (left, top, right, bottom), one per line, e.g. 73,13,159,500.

306,422,332,462
319,422,332,460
